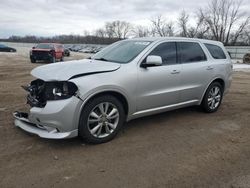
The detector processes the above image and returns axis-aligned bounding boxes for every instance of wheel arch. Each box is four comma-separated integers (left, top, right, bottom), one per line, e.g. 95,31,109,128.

200,77,225,105
79,90,129,117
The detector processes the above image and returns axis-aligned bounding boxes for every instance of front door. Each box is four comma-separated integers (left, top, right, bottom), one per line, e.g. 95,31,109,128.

136,42,182,111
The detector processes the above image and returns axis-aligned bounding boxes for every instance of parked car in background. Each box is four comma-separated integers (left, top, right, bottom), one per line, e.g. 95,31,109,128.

93,46,104,53
243,53,250,63
64,48,70,56
70,45,82,52
14,37,232,144
79,46,104,53
79,46,95,53
0,44,16,52
30,43,64,63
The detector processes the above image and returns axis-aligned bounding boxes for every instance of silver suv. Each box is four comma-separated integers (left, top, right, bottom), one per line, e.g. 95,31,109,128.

14,37,232,143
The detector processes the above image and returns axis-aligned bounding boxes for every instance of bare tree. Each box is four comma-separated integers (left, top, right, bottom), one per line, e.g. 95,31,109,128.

230,17,250,44
104,21,132,39
193,10,210,38
151,15,175,37
200,0,250,45
178,10,209,38
105,22,115,38
83,30,90,36
178,10,189,37
132,25,151,37
243,26,250,45
95,28,106,38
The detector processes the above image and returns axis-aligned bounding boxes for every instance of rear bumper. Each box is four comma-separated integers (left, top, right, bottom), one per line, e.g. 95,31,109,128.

13,112,78,139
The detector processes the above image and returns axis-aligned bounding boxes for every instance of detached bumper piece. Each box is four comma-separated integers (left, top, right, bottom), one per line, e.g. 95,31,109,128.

13,111,77,139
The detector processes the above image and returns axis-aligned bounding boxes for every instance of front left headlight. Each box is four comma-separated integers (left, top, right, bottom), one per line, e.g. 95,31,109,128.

46,81,78,100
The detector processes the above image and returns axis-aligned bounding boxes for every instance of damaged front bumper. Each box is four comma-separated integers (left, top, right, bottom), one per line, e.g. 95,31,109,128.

13,111,78,139
14,79,82,139
13,96,82,139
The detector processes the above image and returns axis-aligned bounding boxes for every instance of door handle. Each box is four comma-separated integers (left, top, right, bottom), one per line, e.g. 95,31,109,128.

171,70,180,74
206,66,214,70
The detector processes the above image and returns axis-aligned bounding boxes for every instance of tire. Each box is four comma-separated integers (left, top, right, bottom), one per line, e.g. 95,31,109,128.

201,82,223,113
51,56,56,63
79,95,125,144
30,58,36,63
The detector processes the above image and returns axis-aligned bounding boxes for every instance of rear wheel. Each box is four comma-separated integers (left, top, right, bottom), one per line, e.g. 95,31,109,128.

79,95,125,144
202,82,223,113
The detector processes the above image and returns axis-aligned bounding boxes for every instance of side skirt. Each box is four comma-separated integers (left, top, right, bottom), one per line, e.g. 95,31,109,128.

127,100,199,121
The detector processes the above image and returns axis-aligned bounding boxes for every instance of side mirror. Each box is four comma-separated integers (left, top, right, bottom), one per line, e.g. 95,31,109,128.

144,55,162,67
32,46,35,49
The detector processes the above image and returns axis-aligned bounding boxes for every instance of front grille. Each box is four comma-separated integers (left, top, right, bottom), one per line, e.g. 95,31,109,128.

32,51,51,59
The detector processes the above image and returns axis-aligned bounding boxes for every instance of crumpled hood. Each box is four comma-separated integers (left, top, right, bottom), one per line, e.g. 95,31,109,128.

31,59,121,81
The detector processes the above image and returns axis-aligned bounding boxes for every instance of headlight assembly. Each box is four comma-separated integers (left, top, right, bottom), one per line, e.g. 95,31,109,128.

45,81,78,101
23,79,78,108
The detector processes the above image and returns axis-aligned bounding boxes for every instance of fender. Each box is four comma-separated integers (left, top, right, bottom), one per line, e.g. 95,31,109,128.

199,77,225,105
75,87,133,126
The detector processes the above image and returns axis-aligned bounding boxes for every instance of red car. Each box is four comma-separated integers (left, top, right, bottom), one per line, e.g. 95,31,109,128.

30,43,64,63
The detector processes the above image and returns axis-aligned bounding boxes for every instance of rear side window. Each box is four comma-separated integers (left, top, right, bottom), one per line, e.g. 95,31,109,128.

149,42,177,65
178,42,207,63
205,43,226,59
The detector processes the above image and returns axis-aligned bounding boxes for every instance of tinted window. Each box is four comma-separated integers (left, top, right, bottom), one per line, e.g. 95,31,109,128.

178,42,207,63
149,42,177,65
205,43,226,59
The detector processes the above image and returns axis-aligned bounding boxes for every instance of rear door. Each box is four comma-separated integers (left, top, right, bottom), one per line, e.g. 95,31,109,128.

136,42,182,111
177,42,213,103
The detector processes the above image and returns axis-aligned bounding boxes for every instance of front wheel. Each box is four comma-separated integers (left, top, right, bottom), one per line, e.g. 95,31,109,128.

79,95,125,144
50,56,56,63
201,82,223,113
30,58,36,63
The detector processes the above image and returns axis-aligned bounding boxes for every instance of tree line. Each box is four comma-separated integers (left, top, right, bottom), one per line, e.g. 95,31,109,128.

1,0,250,46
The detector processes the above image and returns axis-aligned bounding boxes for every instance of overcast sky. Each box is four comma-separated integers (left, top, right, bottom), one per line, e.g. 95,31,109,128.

0,0,249,38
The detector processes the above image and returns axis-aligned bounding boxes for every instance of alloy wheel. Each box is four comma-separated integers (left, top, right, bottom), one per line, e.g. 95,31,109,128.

207,86,221,110
87,102,120,138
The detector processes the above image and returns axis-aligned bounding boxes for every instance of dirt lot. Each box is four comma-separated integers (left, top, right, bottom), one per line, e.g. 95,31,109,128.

0,47,250,188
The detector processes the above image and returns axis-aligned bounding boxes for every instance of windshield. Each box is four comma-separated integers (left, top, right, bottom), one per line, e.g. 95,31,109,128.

36,43,54,49
92,40,151,64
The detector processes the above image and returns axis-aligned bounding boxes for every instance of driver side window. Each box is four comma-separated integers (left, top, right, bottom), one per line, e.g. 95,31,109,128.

148,42,177,65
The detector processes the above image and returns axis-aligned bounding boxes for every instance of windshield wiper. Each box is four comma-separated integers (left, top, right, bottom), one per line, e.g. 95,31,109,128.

94,58,109,62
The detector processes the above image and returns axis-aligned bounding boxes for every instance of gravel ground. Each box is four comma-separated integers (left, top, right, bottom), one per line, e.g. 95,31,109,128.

0,47,250,188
